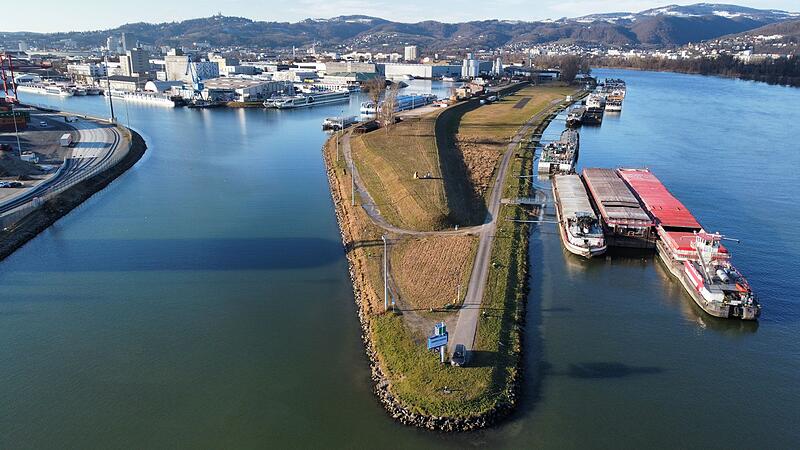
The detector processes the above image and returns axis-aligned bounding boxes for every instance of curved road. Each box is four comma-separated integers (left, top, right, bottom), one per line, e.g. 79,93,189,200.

0,113,124,217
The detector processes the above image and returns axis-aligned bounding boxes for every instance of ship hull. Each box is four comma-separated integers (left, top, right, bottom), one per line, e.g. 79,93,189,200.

655,241,758,320
552,181,606,259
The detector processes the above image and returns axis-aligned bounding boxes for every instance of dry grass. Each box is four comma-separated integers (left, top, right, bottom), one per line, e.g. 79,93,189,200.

456,85,574,198
352,112,450,231
390,235,477,310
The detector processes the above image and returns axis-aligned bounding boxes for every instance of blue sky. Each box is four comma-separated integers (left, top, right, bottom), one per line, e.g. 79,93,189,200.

6,0,799,32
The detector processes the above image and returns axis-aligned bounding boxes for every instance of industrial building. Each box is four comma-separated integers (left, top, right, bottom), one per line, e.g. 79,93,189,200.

105,75,147,92
201,78,292,102
120,48,151,78
67,63,107,82
378,63,461,79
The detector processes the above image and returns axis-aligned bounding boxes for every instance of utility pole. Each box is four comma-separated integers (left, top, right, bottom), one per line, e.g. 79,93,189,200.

382,234,388,312
351,155,355,206
104,52,115,123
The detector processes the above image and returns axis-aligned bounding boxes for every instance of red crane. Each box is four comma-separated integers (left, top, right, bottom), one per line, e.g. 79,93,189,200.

0,53,19,104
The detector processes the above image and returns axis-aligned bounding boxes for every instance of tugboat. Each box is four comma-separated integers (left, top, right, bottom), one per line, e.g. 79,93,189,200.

657,232,760,320
538,129,579,174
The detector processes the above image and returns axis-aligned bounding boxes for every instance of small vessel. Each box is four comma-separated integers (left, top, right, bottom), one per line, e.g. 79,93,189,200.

45,85,73,96
442,76,459,82
537,129,579,174
552,174,607,258
322,116,357,130
566,106,585,127
72,88,87,96
605,93,623,112
264,90,350,109
585,93,605,109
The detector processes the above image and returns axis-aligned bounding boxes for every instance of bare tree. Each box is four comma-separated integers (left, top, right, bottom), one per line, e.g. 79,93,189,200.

362,76,386,118
379,83,399,131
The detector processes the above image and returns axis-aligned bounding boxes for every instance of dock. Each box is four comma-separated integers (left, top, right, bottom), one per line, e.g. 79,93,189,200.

582,168,655,248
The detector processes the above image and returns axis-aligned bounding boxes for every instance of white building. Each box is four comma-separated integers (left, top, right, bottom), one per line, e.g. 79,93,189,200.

67,63,108,79
404,45,418,61
201,78,292,102
380,63,460,79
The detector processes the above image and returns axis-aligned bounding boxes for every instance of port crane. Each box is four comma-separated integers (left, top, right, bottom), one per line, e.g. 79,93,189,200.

0,53,19,104
185,54,207,106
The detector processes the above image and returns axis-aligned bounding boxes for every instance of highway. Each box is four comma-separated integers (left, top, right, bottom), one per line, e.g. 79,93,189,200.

0,113,124,217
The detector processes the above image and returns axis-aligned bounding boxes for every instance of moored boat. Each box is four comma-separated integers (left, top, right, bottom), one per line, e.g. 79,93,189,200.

552,174,607,258
617,168,760,320
264,90,350,109
538,129,579,174
566,106,585,127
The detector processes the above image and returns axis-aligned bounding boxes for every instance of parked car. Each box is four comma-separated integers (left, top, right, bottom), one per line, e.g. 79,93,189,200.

451,344,468,367
0,181,23,188
39,121,47,127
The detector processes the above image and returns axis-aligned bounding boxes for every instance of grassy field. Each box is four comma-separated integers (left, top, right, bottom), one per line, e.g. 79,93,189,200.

455,85,575,199
366,113,541,418
351,112,451,231
389,235,477,311
328,85,577,420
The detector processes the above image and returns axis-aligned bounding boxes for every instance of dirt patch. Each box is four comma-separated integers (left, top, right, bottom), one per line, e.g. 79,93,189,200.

513,97,531,109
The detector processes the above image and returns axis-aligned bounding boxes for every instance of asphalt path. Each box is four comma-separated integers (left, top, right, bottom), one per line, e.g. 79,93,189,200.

0,113,122,216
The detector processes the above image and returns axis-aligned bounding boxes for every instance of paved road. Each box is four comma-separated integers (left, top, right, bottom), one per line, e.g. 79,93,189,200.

0,113,124,216
449,98,565,355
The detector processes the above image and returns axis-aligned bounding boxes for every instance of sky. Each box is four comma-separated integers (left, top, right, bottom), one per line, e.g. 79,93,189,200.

4,0,799,33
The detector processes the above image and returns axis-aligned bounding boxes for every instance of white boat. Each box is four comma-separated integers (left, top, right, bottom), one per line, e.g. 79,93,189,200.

264,90,350,109
45,85,73,96
552,174,607,258
442,76,459,82
104,89,178,107
360,94,437,115
72,88,87,96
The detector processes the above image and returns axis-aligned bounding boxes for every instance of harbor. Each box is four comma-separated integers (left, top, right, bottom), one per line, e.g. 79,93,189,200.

0,69,798,447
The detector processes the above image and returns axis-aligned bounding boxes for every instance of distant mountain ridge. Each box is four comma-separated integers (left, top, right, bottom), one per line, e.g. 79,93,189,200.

1,3,797,51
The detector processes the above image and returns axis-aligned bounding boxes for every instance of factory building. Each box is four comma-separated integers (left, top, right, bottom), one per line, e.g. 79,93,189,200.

461,54,493,78
379,63,461,79
67,63,108,82
119,48,151,78
201,78,292,102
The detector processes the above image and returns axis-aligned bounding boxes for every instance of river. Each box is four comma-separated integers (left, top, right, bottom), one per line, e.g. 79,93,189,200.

0,71,797,448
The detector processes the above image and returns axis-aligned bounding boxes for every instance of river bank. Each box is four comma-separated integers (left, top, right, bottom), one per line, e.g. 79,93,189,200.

0,127,145,261
323,86,582,431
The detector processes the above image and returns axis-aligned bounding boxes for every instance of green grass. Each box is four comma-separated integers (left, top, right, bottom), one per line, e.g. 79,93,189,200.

367,95,556,418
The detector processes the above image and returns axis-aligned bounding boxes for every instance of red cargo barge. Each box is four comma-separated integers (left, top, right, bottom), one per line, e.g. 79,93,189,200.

618,168,760,320
582,168,655,248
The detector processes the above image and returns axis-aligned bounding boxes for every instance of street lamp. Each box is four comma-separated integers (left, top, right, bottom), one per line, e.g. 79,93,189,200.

382,234,388,312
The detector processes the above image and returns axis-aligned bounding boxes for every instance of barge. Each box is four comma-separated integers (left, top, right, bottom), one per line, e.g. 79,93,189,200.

538,129,579,174
552,174,607,258
566,106,586,127
582,168,655,248
618,168,760,320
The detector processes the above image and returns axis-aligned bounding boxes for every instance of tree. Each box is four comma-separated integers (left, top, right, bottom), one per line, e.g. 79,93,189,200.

560,56,581,84
379,83,399,131
362,76,386,118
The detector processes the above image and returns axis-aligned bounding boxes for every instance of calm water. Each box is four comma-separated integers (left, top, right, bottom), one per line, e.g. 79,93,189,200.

1,72,797,448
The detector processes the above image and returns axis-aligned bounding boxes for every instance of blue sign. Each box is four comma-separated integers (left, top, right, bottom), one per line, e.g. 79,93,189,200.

427,332,449,349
